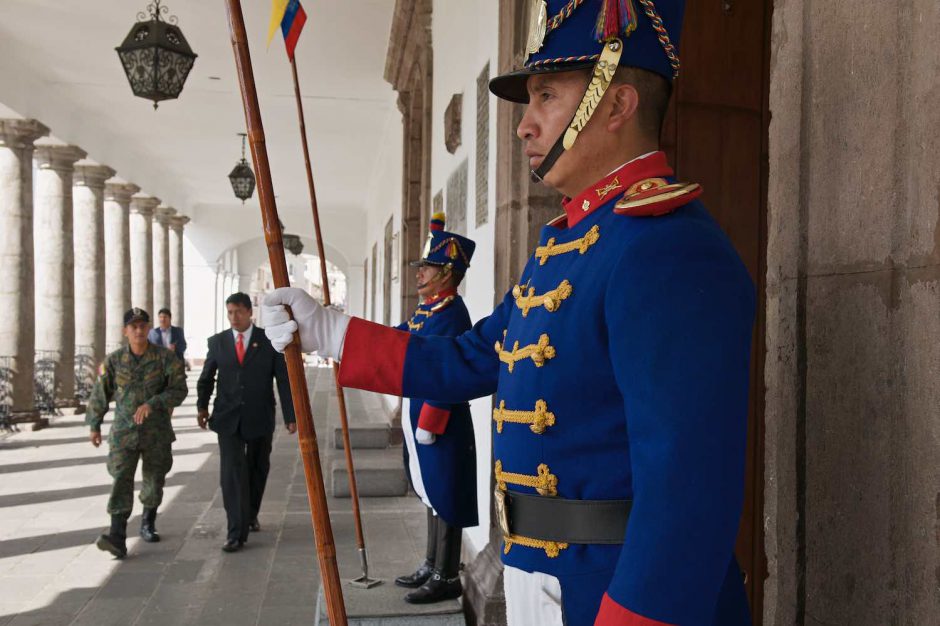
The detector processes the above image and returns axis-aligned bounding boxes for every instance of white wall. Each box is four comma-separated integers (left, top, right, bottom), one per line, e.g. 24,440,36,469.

430,0,500,554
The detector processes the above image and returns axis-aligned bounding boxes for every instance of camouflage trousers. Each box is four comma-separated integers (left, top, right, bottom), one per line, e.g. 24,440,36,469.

107,441,173,515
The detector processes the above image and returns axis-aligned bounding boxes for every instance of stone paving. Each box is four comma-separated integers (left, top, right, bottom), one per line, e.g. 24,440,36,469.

0,367,462,625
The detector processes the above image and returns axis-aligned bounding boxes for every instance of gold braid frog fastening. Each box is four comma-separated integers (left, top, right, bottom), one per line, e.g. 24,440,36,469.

535,225,600,265
493,399,556,434
512,280,573,317
495,460,558,496
494,332,556,373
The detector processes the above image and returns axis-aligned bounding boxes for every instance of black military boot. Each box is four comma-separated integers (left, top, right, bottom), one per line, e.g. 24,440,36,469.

403,570,462,604
96,513,129,558
395,560,434,588
140,507,160,542
404,517,463,604
396,508,438,588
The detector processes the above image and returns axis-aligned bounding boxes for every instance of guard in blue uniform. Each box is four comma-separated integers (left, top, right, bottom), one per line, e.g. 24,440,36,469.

392,213,479,604
263,1,756,624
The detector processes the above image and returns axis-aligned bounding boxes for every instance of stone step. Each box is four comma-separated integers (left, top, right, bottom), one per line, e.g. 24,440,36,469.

330,448,408,498
333,423,395,450
315,583,465,626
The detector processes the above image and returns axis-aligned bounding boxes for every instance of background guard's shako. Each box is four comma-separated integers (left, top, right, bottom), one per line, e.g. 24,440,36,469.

489,0,686,183
410,212,476,275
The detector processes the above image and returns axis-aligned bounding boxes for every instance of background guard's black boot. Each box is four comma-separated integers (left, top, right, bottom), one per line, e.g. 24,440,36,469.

140,507,160,542
395,560,435,588
396,508,438,588
404,517,463,604
96,512,129,558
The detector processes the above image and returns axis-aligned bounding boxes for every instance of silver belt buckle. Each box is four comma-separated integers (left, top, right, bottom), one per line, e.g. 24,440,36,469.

494,488,510,538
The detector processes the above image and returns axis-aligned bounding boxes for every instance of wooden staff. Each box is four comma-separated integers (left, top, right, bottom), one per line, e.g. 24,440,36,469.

223,1,347,623
289,58,381,589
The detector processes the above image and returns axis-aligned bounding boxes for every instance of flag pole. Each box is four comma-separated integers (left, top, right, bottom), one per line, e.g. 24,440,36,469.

223,1,348,623
289,56,381,589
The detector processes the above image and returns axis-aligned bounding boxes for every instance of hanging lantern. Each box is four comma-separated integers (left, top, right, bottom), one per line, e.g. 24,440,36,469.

116,0,198,110
228,133,256,203
278,218,304,256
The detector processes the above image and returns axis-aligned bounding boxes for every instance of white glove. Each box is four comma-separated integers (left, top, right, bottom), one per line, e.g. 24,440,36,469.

262,287,351,359
415,427,436,445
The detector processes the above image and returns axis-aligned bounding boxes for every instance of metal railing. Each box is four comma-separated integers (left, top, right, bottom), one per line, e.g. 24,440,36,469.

75,345,97,402
34,350,61,416
0,355,13,431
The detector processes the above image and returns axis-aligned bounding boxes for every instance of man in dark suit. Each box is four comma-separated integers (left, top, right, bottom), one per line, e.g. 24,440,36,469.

148,308,187,361
196,292,296,552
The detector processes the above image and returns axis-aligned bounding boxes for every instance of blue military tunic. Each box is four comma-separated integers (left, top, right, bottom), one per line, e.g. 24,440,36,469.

340,152,755,625
395,291,478,530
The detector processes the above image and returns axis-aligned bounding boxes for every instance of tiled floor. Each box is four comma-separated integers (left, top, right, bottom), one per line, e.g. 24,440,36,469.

0,367,462,625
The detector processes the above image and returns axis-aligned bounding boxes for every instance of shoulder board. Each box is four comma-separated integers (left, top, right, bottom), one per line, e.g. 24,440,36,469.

613,178,703,217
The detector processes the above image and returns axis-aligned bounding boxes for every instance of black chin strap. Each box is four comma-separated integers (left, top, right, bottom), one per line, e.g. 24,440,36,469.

530,126,569,183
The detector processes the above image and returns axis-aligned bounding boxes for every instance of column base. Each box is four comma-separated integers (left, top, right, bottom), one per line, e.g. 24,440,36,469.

9,410,49,431
55,398,86,415
461,537,507,626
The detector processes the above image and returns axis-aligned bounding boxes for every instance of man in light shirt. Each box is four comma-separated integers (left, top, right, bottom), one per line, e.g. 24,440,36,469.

147,308,187,362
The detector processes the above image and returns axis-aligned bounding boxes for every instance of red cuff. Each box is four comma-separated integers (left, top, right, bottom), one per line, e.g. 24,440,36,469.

337,318,410,396
417,404,451,435
595,594,675,626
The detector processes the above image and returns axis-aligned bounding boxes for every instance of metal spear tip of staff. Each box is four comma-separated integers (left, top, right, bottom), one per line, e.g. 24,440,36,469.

223,0,348,623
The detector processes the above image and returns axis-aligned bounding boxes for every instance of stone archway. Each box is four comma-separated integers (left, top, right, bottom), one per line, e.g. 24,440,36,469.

386,0,432,322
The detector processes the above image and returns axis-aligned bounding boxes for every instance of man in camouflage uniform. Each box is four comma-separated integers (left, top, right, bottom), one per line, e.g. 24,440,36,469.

86,308,188,558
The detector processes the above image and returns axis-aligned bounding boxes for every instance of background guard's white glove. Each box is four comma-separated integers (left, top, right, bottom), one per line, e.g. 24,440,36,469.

415,427,436,445
262,287,351,360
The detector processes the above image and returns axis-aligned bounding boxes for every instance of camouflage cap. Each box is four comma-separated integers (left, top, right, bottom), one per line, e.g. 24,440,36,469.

123,307,150,326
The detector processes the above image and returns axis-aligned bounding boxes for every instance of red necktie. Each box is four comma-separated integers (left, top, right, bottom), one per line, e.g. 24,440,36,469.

236,333,245,365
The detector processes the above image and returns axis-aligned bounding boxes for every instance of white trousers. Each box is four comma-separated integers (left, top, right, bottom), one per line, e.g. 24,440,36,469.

504,565,564,626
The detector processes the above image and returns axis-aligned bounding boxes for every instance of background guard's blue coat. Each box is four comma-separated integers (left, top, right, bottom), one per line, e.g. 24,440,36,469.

395,295,478,530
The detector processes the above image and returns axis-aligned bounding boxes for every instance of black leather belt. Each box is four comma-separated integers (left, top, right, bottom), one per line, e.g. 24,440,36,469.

495,489,632,545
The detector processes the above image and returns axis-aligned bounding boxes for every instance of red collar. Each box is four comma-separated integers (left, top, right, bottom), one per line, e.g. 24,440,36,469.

556,151,674,229
423,288,457,306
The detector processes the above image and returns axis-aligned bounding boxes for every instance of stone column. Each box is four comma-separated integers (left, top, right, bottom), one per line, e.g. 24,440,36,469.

129,196,159,314
152,206,174,314
0,119,48,420
103,182,140,352
33,144,86,408
168,215,190,326
73,164,115,373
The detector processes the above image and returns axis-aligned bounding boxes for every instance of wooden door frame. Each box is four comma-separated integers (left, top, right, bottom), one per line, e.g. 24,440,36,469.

386,0,432,323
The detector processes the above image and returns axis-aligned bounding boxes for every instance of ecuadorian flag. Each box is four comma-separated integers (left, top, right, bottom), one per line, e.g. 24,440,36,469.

267,0,307,60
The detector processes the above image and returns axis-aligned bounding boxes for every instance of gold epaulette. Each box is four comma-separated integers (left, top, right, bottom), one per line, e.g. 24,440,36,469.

613,177,703,217
429,295,456,313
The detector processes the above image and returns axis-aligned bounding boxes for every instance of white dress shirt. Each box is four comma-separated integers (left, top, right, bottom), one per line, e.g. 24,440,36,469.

232,325,254,346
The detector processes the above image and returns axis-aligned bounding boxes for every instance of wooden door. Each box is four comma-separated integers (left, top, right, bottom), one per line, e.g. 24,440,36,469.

660,1,772,622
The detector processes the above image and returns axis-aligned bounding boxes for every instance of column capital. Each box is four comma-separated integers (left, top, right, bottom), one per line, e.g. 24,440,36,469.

154,206,177,225
0,118,49,148
73,164,117,190
169,215,191,231
130,195,161,217
34,144,87,171
104,182,141,204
